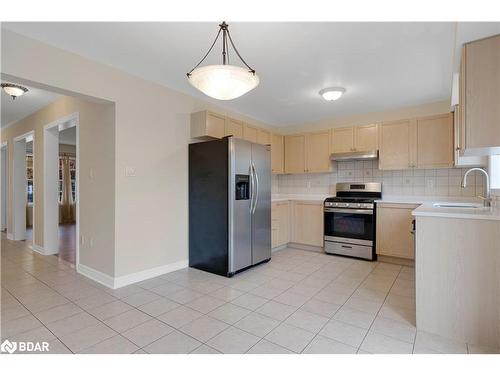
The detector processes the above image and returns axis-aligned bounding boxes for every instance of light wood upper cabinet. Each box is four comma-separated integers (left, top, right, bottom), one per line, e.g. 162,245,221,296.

243,124,258,143
257,129,271,145
225,118,244,138
284,135,306,173
355,124,378,152
379,119,414,170
291,201,323,247
305,131,331,173
331,124,378,153
190,111,226,139
460,34,500,155
331,127,354,153
376,203,418,260
272,201,290,248
416,114,454,168
271,133,284,174
284,131,331,173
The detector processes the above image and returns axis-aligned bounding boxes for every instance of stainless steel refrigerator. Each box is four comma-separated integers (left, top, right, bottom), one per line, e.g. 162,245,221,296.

189,136,271,277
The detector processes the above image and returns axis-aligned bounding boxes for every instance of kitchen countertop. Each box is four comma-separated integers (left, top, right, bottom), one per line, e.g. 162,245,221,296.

412,201,500,221
272,194,330,202
375,195,482,205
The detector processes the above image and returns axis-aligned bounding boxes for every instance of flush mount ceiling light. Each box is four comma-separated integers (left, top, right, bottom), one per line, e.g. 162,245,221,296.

1,83,29,100
319,87,346,101
187,21,259,101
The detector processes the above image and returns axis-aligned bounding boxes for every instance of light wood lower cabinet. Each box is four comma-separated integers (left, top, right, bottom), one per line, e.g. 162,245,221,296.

291,201,323,247
376,203,418,259
271,201,290,248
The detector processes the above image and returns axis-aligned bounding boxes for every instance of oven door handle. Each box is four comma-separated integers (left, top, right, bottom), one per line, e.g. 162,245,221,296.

324,208,373,215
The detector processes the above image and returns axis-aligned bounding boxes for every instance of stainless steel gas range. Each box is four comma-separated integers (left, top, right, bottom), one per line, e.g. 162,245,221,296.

323,182,382,261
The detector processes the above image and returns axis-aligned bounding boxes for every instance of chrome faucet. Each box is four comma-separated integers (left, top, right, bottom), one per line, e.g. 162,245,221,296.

462,168,491,207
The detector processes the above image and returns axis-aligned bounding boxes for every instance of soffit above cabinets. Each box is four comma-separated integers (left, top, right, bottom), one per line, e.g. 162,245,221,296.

3,22,499,126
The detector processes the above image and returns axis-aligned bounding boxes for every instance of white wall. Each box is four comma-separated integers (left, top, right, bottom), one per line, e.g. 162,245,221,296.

1,30,274,282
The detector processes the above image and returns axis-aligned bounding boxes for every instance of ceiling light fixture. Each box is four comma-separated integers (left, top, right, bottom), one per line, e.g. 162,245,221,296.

1,83,29,100
319,87,346,101
187,21,259,101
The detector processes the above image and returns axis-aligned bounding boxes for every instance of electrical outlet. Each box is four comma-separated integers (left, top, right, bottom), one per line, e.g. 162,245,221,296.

89,237,94,248
80,235,85,246
89,168,94,180
125,166,136,177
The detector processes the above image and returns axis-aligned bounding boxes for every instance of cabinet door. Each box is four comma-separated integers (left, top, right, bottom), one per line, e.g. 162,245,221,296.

331,127,354,153
291,201,323,247
464,35,500,152
257,129,271,145
278,202,290,246
272,203,279,247
225,118,244,138
271,133,284,174
379,120,412,170
355,124,378,152
206,112,226,138
416,114,453,168
305,131,331,173
284,135,305,173
243,124,258,143
376,205,417,259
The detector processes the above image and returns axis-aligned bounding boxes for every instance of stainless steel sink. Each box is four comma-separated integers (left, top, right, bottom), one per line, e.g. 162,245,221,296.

433,202,484,209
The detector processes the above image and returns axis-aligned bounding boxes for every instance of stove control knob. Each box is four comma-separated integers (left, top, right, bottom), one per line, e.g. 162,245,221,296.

357,203,361,208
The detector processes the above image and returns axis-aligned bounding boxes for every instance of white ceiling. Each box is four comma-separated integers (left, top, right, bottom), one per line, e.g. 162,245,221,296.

2,22,499,127
1,83,60,128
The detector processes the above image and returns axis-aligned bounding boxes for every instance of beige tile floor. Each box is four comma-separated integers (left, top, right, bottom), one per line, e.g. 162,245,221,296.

1,234,497,354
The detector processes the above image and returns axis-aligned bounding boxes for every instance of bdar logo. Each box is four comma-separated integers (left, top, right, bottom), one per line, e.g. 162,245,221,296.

1,340,17,354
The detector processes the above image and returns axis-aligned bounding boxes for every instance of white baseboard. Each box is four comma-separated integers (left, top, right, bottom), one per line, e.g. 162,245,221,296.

7,232,14,240
77,263,115,289
113,259,188,289
271,244,288,253
30,243,59,256
77,259,188,289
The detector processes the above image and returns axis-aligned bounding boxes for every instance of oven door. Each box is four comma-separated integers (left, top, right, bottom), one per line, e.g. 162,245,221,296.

324,208,374,245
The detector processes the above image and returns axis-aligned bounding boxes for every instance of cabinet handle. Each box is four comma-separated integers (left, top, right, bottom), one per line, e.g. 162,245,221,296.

456,147,461,151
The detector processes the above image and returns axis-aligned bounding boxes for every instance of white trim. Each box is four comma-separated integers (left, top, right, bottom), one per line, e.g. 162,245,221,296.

77,263,115,289
113,260,188,289
30,243,58,256
7,232,14,240
271,244,288,253
76,259,188,289
13,130,35,142
1,141,7,148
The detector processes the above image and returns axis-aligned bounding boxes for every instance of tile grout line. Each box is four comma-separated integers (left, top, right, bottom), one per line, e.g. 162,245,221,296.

299,261,384,354
355,265,405,354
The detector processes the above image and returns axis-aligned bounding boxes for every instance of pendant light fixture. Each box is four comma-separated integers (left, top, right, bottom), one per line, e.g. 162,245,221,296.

187,22,259,100
1,83,29,100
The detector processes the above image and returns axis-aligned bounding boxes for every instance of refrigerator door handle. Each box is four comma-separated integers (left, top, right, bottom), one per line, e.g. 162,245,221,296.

249,164,256,213
252,163,259,215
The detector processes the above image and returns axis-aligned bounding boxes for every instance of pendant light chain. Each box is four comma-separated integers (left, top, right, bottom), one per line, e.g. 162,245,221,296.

186,21,255,77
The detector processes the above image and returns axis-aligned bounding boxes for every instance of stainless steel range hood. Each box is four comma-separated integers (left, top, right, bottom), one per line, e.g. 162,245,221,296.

330,150,378,161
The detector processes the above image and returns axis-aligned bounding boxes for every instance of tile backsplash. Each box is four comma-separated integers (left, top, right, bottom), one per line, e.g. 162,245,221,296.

274,160,486,197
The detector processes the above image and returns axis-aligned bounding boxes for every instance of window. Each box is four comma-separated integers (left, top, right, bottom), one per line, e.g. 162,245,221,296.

58,156,77,203
26,154,33,204
490,155,500,189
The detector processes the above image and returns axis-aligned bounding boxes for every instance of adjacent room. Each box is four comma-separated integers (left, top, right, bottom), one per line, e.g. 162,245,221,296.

1,18,499,359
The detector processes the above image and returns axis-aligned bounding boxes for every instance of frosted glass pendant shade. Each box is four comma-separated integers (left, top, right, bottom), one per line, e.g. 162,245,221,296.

188,64,259,100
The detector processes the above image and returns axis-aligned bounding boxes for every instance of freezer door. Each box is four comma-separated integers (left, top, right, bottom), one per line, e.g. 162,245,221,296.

229,138,253,273
251,143,272,265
